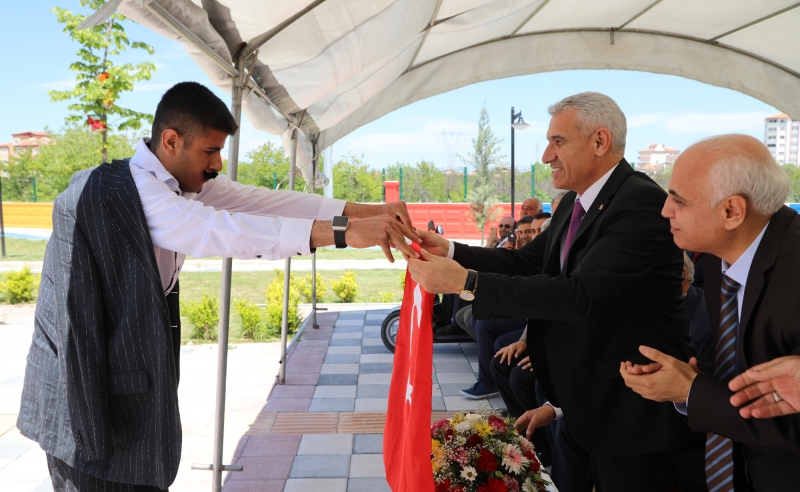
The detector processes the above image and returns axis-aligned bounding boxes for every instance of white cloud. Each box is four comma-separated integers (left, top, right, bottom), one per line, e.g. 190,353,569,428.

628,111,772,134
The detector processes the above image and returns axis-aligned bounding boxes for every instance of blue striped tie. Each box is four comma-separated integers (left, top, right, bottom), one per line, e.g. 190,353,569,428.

705,274,740,492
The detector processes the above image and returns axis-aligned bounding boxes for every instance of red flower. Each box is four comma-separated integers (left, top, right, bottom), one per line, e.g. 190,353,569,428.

478,477,508,492
444,429,455,441
467,433,484,448
488,416,508,433
526,453,540,473
435,478,451,492
477,448,498,472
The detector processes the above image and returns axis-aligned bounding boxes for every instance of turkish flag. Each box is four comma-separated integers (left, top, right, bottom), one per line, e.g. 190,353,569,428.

384,245,435,492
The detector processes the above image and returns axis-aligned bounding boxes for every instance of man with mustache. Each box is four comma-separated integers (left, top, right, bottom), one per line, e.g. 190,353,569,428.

18,82,419,492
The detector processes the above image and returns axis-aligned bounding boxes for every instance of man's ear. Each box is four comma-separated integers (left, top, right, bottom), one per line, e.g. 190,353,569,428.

593,128,612,156
722,195,747,231
160,129,182,157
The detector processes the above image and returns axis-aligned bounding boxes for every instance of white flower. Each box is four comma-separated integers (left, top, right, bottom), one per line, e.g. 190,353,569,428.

501,443,530,474
522,478,537,492
455,435,467,446
461,466,477,482
465,413,484,426
455,421,472,433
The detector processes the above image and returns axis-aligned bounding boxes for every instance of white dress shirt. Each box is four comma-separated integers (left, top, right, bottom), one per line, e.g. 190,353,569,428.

129,139,346,293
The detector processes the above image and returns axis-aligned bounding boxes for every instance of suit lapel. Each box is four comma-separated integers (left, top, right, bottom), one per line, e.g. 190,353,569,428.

99,160,166,300
544,192,575,273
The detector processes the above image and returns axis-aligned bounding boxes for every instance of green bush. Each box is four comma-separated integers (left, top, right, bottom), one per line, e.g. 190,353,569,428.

296,273,326,303
399,271,406,290
264,270,302,337
331,270,359,303
234,298,265,340
377,291,394,303
182,293,219,341
2,266,39,304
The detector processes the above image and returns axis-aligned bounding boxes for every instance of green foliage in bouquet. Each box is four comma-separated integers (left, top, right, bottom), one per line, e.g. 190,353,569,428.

431,407,552,492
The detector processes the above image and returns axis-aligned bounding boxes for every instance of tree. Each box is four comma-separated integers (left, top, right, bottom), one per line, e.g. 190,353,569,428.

785,164,800,202
333,153,383,202
50,1,156,162
237,141,323,193
461,107,505,243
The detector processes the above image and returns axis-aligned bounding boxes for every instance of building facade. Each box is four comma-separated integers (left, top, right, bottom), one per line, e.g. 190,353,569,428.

764,113,799,164
637,143,681,173
0,132,50,163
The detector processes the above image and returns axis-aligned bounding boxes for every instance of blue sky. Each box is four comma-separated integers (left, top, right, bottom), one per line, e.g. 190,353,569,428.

1,2,779,171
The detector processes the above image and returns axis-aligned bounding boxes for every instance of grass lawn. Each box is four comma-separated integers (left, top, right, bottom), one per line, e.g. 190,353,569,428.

1,238,48,261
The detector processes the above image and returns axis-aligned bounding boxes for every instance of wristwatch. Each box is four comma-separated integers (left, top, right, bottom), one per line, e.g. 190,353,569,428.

458,269,478,301
332,216,350,249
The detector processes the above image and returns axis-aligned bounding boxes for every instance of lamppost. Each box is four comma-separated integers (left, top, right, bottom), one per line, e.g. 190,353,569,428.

510,107,530,219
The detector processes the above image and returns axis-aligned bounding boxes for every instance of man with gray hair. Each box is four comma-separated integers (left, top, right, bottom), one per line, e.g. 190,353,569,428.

409,92,692,491
622,134,800,491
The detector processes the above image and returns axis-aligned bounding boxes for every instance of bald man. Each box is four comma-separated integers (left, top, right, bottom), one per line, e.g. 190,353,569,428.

520,197,543,218
621,134,800,491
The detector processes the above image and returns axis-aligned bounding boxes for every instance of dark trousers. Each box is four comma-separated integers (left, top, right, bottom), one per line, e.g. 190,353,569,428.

551,418,679,492
47,454,164,492
475,321,525,387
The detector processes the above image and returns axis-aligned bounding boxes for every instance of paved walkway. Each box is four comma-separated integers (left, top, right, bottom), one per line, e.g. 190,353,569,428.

0,304,496,491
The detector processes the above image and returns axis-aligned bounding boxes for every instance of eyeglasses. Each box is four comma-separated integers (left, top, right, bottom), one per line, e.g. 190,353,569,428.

498,224,513,229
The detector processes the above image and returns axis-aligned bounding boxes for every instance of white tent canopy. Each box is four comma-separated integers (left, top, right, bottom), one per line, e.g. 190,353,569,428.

118,0,800,180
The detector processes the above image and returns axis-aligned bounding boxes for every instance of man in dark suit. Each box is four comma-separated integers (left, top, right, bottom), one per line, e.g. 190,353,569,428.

409,92,692,491
621,134,800,491
17,82,418,491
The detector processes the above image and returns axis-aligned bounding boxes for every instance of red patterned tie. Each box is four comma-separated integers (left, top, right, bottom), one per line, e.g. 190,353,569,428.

563,197,586,262
705,274,740,492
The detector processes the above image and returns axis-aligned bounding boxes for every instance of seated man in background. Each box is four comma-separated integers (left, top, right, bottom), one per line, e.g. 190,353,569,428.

531,212,552,238
550,191,567,214
521,197,544,218
487,216,515,248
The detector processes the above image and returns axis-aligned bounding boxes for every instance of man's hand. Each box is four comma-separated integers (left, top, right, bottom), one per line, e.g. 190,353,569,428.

729,356,800,418
416,230,450,257
519,356,532,371
619,345,698,403
502,240,515,250
343,201,414,230
514,405,556,440
495,340,527,365
407,249,467,294
345,216,420,262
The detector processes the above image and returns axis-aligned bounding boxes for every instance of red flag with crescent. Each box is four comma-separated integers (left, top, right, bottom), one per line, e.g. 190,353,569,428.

384,242,435,492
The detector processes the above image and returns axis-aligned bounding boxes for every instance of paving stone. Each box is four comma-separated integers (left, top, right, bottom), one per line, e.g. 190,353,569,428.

321,363,360,374
298,434,354,455
229,456,294,481
360,345,392,355
241,435,301,457
308,398,355,412
354,398,388,412
331,332,364,340
358,374,392,385
432,352,469,362
284,363,324,374
353,434,384,454
0,440,34,459
359,363,393,374
359,354,394,364
313,385,357,399
347,478,391,492
436,373,478,384
269,385,316,399
432,384,442,397
317,374,359,386
489,395,507,410
336,320,365,326
284,373,320,385
439,383,470,396
443,396,485,411
363,320,383,327
356,384,389,398
324,354,361,364
361,331,381,338
223,480,286,492
434,361,474,373
365,314,387,320
362,326,381,333
338,312,367,319
285,478,347,492
327,346,362,355
471,362,480,373
290,455,351,478
333,326,363,333
433,344,463,353
349,454,385,478
330,338,362,346
263,398,311,412
288,353,325,365
432,396,447,411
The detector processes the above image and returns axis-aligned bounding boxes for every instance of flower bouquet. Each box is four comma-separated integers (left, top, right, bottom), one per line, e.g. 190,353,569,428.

431,407,552,492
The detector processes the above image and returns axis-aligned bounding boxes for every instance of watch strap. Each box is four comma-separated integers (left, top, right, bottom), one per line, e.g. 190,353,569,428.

334,228,347,248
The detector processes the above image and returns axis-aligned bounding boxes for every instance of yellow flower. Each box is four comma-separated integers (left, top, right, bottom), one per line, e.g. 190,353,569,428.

451,414,465,425
475,421,494,437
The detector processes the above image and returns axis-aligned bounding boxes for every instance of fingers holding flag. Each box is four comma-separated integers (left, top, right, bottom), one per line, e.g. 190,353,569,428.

407,249,469,294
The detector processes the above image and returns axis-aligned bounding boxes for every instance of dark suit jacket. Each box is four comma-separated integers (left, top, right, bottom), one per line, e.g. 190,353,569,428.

689,206,800,490
17,160,181,489
685,285,714,374
453,161,693,458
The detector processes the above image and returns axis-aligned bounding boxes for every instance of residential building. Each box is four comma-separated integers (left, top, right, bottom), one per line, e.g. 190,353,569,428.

764,113,799,164
0,131,50,163
637,143,681,173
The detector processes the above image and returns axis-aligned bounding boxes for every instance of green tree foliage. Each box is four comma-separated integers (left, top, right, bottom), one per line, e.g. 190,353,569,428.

1,267,40,304
331,270,359,302
784,164,800,202
51,0,156,162
333,153,383,202
182,293,220,341
237,141,318,192
385,161,465,202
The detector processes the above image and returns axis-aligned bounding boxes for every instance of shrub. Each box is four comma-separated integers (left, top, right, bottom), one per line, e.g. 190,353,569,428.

2,266,39,304
296,273,326,303
182,293,219,341
331,270,359,303
264,270,302,337
234,298,265,340
399,271,406,290
378,291,394,303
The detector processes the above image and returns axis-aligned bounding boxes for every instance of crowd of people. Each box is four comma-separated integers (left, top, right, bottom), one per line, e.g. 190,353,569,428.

408,92,800,492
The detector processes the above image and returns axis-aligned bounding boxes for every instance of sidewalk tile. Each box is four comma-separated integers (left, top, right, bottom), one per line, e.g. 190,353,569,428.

365,314,387,320
321,364,360,374
324,354,361,364
0,439,34,459
361,332,381,339
290,455,350,478
229,456,293,481
326,346,362,355
269,385,316,399
333,326,363,333
313,385,357,399
330,339,362,347
331,333,363,340
444,396,484,411
347,478,391,492
349,454,385,478
353,434,383,454
284,363,324,374
291,345,329,355
263,398,311,412
358,374,392,385
318,374,359,386
356,384,389,398
432,396,446,411
359,363,393,374
433,344,464,353
241,435,301,457
434,362,474,373
309,398,355,412
359,345,392,355
436,373,478,384
432,353,469,362
223,480,285,492
284,373,320,386
439,383,469,396
360,338,384,346
362,326,380,333
359,354,394,364
298,434,354,455
288,353,325,365
354,398,388,412
285,478,347,492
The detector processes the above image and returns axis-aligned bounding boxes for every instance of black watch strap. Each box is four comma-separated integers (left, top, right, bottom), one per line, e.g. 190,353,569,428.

334,229,347,248
332,216,349,249
463,269,478,293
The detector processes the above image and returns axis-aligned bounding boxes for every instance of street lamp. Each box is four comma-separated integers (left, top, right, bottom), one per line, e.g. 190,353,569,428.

510,107,530,219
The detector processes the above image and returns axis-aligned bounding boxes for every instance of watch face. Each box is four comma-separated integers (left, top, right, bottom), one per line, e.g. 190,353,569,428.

332,216,349,228
458,291,475,302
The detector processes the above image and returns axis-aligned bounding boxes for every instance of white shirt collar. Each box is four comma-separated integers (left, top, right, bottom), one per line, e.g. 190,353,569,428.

576,162,620,211
129,138,182,194
721,223,769,287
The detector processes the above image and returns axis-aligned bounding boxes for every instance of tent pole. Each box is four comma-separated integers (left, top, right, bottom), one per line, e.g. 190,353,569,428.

211,54,246,492
311,142,318,330
278,132,298,385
